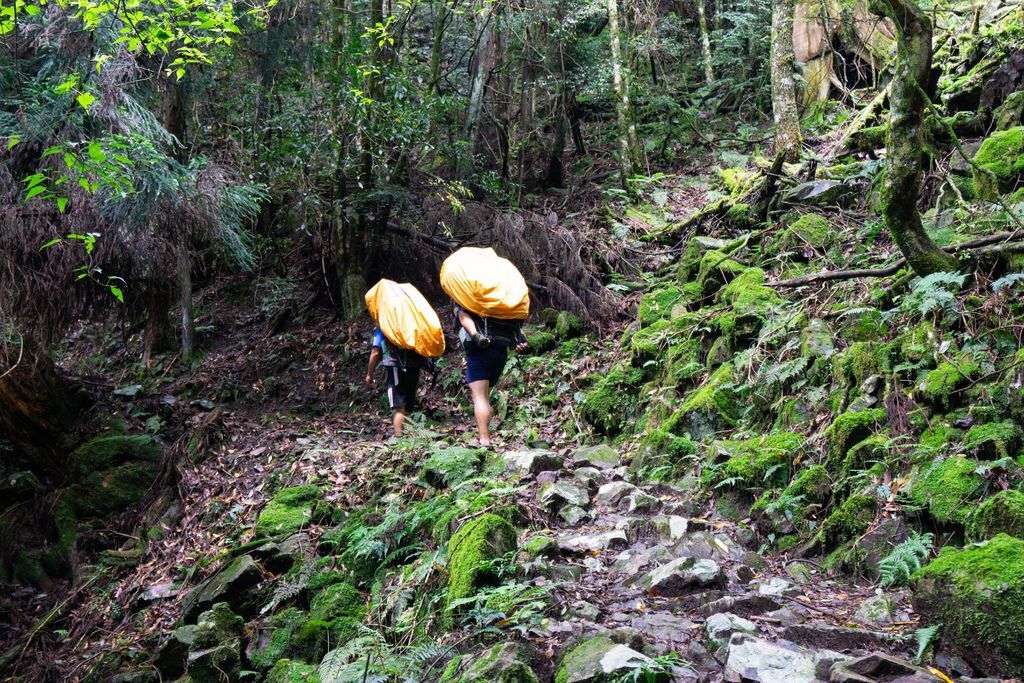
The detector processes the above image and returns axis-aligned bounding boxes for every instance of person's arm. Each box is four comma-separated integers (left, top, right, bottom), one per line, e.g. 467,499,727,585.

513,326,528,353
457,308,479,336
365,347,382,385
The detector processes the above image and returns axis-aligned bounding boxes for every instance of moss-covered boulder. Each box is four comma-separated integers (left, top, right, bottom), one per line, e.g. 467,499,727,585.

441,641,540,683
268,659,320,683
554,312,585,341
677,235,729,284
254,485,322,539
629,429,699,481
918,357,980,408
967,490,1024,542
833,342,893,387
70,434,163,477
903,456,983,527
64,462,159,519
665,362,740,441
526,330,557,354
580,363,642,435
421,447,485,488
973,126,1024,200
816,494,877,552
897,321,939,364
824,409,886,471
181,554,264,622
249,607,308,671
447,514,517,607
752,464,831,533
637,286,683,326
186,603,245,683
716,268,783,341
775,214,833,258
913,534,1024,677
704,432,803,490
696,250,746,298
962,420,1023,460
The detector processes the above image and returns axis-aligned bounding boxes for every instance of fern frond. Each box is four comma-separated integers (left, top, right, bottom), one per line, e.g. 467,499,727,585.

878,531,933,587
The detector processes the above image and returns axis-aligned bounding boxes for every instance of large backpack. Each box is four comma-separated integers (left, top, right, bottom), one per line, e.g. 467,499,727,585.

440,247,530,320
365,279,446,358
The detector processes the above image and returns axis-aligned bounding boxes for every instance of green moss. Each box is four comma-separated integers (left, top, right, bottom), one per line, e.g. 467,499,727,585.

70,434,162,477
816,495,877,550
638,286,683,326
905,456,983,526
963,420,1024,460
445,642,540,683
630,429,699,481
716,268,783,340
726,202,756,227
779,214,832,253
309,582,365,623
420,447,484,488
919,422,961,454
268,660,320,683
526,330,557,354
696,250,746,298
64,461,159,519
898,322,938,364
520,535,558,558
704,432,803,489
446,514,517,607
788,464,831,503
967,490,1024,542
833,342,893,386
580,363,643,435
554,635,616,683
554,312,585,340
249,608,307,670
919,357,980,408
668,362,740,440
912,534,1024,676
254,485,322,539
717,167,758,198
824,409,886,470
973,126,1024,200
775,534,799,551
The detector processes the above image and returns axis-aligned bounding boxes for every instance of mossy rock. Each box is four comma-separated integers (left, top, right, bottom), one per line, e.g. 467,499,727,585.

994,91,1024,130
666,362,740,441
832,342,894,387
815,495,877,552
446,514,517,607
441,641,540,683
554,635,616,683
897,321,939,365
918,357,980,408
187,603,245,683
181,554,264,622
962,420,1023,460
64,461,160,520
696,250,746,298
753,464,831,534
776,213,833,257
580,363,643,436
70,434,163,477
973,126,1024,200
717,167,758,198
526,330,557,354
254,485,322,539
248,608,308,671
677,235,729,284
637,286,683,326
268,659,320,683
421,446,485,488
309,582,365,623
824,409,886,471
666,338,704,387
704,432,803,490
554,312,585,341
629,429,699,481
715,268,783,342
904,456,983,526
918,422,961,454
912,534,1024,677
967,490,1024,542
725,202,756,227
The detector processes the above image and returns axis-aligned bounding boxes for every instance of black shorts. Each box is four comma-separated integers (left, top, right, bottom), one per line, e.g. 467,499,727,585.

385,366,420,410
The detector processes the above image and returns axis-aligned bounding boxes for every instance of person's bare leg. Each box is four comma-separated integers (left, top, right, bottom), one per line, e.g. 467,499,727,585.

468,379,492,446
393,408,408,437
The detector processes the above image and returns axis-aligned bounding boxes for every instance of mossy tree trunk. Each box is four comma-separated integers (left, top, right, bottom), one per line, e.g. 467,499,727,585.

608,0,642,187
770,0,801,160
870,0,957,276
696,0,715,85
0,334,80,479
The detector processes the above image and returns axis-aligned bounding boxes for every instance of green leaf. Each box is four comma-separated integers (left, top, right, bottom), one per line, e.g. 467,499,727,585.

56,197,68,213
39,237,63,250
25,185,47,201
54,76,78,95
109,285,124,303
76,91,96,111
24,4,40,15
6,135,20,150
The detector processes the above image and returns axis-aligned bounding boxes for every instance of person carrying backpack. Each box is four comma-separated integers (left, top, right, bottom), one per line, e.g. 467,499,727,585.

454,305,527,448
365,328,426,438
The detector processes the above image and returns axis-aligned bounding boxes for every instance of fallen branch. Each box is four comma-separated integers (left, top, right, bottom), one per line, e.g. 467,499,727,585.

769,232,1020,287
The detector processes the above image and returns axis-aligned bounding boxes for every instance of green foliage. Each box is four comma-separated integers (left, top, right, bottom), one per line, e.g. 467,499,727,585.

967,490,1024,542
446,514,517,608
254,485,322,539
904,456,984,526
898,272,967,320
973,126,1024,199
914,624,940,664
879,531,933,587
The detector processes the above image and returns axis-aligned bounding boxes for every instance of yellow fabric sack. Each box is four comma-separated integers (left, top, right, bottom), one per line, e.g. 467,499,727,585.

364,279,446,358
439,247,530,320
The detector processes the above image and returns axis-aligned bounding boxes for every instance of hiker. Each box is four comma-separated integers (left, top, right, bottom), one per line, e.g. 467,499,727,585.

455,305,528,448
364,327,425,437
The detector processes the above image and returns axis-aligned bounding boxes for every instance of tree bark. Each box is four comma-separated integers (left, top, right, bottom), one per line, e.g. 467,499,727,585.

178,246,195,364
0,334,79,480
464,1,496,158
608,0,642,186
696,0,715,85
142,284,174,367
770,0,801,160
869,0,957,276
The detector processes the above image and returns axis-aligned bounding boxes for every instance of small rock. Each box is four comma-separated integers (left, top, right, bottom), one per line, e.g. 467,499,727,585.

702,594,783,618
734,565,756,584
536,470,559,485
725,633,818,682
180,554,263,622
139,581,178,604
556,635,656,683
705,612,758,651
573,466,603,490
504,449,562,475
853,593,893,627
642,557,725,596
453,641,540,682
763,607,806,626
785,562,814,584
625,490,660,513
539,481,590,510
594,481,637,507
830,653,935,682
568,600,600,620
652,515,689,543
559,504,590,526
573,444,620,469
112,384,144,397
753,576,800,597
191,399,215,410
560,530,629,554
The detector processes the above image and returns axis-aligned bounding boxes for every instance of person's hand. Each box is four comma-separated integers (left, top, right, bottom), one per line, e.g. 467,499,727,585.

515,342,528,353
363,374,374,386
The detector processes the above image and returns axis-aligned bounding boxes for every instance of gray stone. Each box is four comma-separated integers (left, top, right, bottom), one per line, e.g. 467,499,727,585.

594,481,637,507
568,600,600,620
830,653,935,683
186,603,244,682
536,470,559,485
505,449,562,475
559,505,590,526
559,530,629,554
652,515,689,543
725,633,818,683
785,562,814,584
782,180,857,208
154,625,195,679
642,557,725,596
702,594,783,618
573,444,620,469
181,554,262,622
753,576,800,597
113,384,144,397
705,612,757,651
853,594,893,627
573,467,603,490
780,622,908,652
763,607,806,626
456,641,539,682
625,490,660,513
539,481,590,510
556,636,656,683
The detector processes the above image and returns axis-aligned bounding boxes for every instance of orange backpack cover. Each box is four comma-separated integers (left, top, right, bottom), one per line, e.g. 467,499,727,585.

364,280,446,358
439,247,530,320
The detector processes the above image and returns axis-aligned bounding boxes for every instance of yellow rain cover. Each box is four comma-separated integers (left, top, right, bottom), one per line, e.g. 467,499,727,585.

365,280,446,358
439,247,530,320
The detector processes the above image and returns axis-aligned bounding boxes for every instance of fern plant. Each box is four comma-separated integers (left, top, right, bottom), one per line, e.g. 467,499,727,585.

914,624,940,664
899,271,967,321
878,531,934,587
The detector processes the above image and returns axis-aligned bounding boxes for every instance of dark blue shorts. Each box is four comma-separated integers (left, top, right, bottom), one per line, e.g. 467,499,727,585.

465,342,508,385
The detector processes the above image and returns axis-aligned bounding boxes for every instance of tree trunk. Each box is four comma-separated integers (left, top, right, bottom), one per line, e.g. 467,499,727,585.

870,0,957,276
0,334,79,480
608,0,642,187
429,0,450,94
178,247,195,364
142,284,174,368
696,0,715,85
464,2,495,159
770,0,801,160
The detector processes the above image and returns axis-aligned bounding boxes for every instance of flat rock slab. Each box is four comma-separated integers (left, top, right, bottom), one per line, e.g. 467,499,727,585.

642,557,725,596
725,633,835,683
572,444,621,469
830,653,938,683
705,612,758,650
504,449,562,474
702,594,784,618
539,481,590,509
559,529,630,554
595,481,638,507
780,623,908,652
